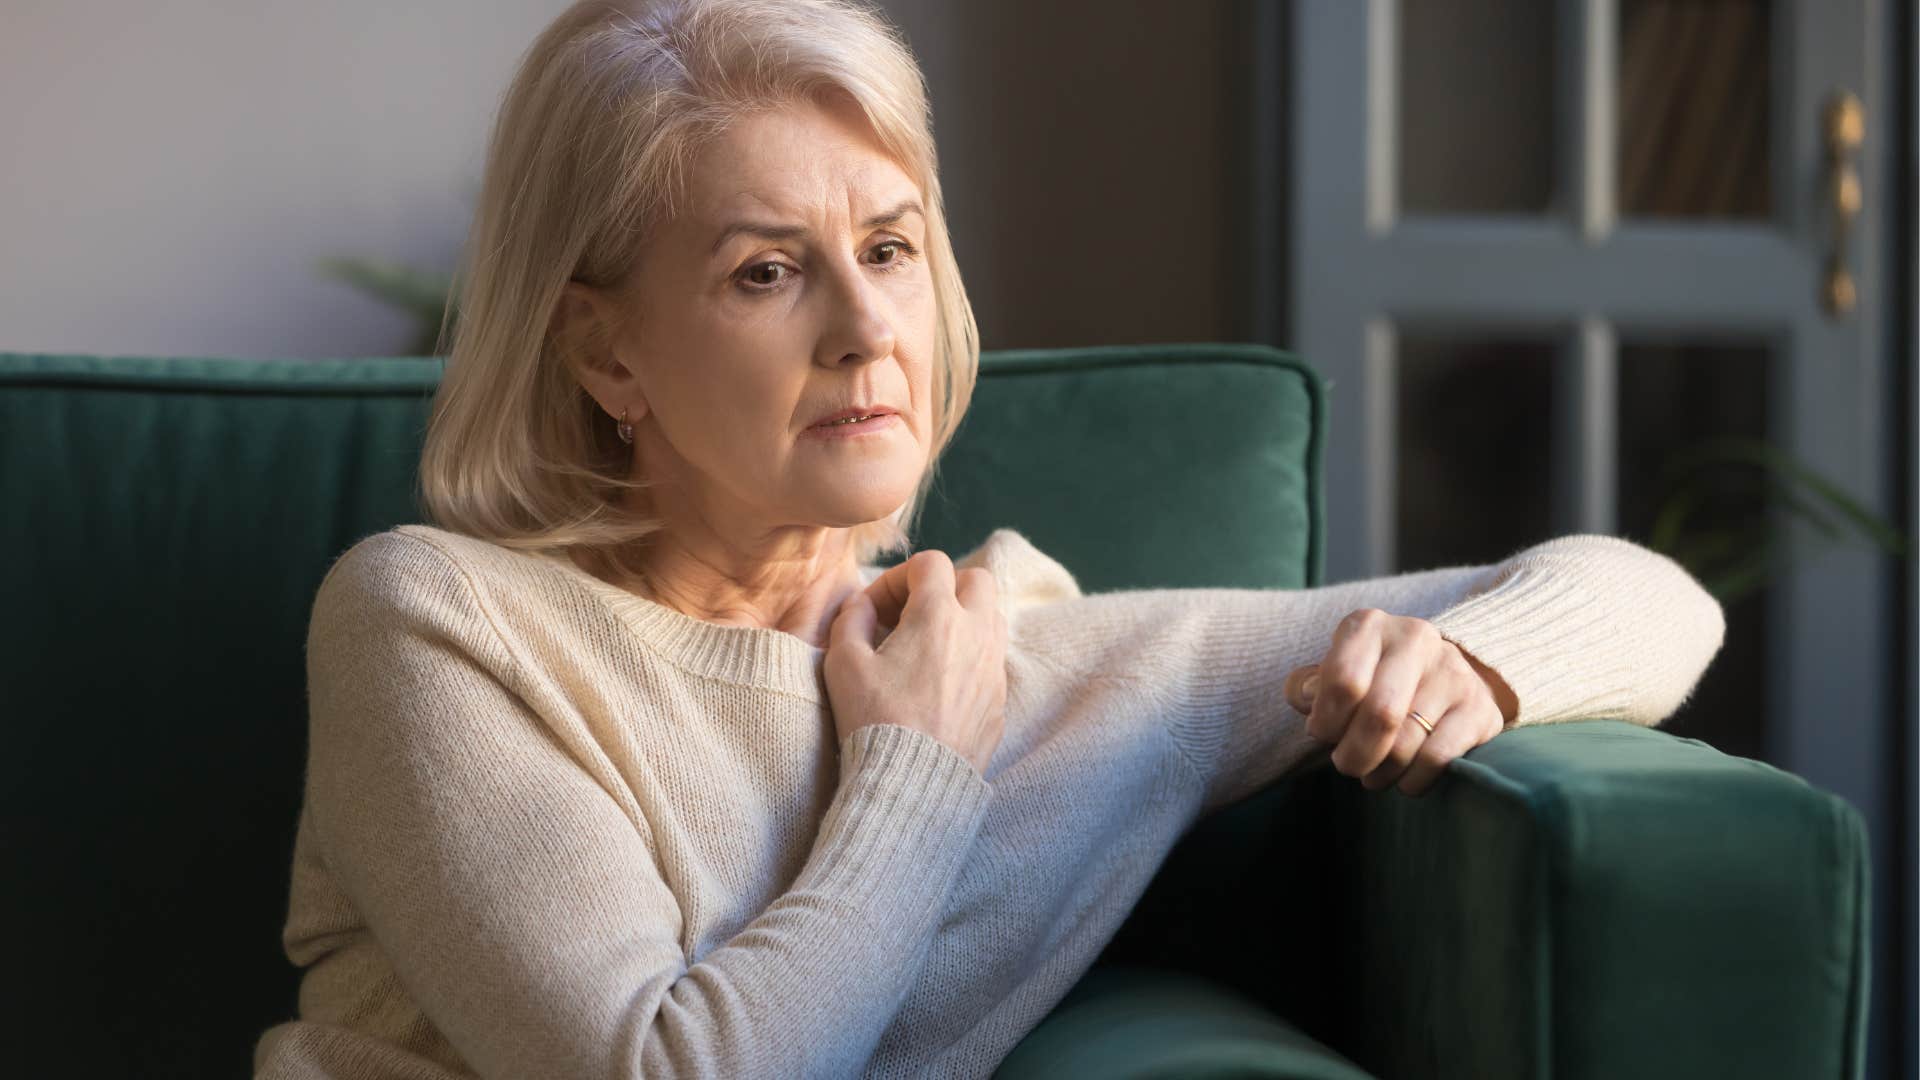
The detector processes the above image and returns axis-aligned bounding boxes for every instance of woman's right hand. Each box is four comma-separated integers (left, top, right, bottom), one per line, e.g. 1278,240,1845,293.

824,550,1008,776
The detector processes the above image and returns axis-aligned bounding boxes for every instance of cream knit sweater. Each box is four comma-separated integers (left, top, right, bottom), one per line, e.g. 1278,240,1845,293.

252,524,1725,1079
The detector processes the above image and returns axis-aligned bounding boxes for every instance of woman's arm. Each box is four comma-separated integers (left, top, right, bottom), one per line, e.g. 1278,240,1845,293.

297,535,991,1078
1015,533,1726,815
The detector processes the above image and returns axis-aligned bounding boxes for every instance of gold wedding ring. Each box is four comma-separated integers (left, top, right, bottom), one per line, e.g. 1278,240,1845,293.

1409,709,1435,734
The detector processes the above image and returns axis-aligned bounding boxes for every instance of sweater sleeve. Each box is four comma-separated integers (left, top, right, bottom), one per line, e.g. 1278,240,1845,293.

1013,533,1726,814
298,533,993,1079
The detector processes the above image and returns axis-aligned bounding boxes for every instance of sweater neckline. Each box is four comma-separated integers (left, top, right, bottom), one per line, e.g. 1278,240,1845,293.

534,548,884,704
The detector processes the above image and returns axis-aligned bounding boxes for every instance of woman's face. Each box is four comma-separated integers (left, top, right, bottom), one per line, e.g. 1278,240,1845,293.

575,92,938,538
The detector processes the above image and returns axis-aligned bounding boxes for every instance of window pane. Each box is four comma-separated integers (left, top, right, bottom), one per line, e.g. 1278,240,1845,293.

1618,0,1772,219
1617,341,1772,761
1396,337,1557,571
1399,0,1557,216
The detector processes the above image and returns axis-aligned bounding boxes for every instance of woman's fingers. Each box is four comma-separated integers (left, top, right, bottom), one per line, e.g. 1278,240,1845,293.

864,550,955,630
953,565,998,619
1283,663,1320,715
1295,611,1511,797
861,559,914,628
829,589,877,656
1388,704,1485,797
1328,618,1431,777
1358,679,1448,792
1303,609,1384,745
902,550,958,626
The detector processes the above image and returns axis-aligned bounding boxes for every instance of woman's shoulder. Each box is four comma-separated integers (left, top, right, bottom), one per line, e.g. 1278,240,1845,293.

951,527,1084,614
310,524,561,634
320,524,493,594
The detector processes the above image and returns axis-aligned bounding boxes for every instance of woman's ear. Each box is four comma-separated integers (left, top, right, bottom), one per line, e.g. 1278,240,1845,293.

553,280,649,422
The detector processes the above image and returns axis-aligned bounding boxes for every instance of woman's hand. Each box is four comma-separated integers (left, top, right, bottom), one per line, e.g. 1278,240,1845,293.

1283,608,1518,797
824,550,1009,777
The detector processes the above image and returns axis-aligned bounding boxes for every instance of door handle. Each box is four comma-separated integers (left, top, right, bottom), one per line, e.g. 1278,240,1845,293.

1823,90,1863,318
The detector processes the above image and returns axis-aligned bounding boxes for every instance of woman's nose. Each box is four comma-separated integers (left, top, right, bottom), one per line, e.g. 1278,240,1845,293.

817,257,896,366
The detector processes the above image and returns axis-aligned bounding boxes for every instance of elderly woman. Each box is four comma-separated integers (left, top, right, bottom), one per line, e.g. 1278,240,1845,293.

252,1,1726,1077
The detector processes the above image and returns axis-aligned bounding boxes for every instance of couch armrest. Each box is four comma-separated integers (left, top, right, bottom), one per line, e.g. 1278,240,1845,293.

1337,719,1871,1079
1097,719,1870,1080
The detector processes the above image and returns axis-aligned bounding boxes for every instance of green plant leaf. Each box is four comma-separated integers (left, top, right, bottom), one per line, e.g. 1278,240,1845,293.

1648,484,1704,555
1656,436,1909,557
1761,474,1846,540
315,256,459,354
1701,539,1786,604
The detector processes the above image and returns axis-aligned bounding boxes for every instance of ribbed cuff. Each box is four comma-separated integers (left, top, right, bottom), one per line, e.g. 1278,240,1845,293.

1426,535,1726,730
1428,534,1697,722
788,724,992,947
1427,561,1597,729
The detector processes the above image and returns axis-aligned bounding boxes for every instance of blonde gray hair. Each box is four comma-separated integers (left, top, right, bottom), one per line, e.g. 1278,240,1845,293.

418,0,979,566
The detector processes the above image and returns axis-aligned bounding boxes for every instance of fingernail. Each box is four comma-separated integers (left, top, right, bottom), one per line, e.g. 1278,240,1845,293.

1302,674,1320,699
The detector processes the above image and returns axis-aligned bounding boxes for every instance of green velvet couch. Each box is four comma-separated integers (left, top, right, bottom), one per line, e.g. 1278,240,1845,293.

1,344,1871,1079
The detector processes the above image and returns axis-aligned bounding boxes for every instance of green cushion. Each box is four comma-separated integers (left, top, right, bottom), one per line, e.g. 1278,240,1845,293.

994,965,1376,1079
910,344,1325,590
0,344,1324,1076
2,354,440,1076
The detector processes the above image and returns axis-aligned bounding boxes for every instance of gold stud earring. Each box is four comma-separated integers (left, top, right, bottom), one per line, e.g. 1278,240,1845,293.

616,407,634,445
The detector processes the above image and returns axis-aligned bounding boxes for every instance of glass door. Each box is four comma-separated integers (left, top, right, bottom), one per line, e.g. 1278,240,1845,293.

1287,2,1898,1074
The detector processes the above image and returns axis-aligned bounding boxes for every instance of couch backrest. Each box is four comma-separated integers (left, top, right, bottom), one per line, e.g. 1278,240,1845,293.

0,342,1324,1075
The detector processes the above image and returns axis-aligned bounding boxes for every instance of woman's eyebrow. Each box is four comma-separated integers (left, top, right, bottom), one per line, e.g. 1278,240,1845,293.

708,199,925,255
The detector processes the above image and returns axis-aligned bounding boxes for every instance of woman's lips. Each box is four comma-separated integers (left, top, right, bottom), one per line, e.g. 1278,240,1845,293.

802,412,902,439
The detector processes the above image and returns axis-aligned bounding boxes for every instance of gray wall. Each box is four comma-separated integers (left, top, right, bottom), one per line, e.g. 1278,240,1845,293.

0,1,1252,359
0,1,573,359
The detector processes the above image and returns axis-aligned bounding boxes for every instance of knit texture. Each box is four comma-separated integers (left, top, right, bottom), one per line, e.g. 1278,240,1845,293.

253,525,1725,1078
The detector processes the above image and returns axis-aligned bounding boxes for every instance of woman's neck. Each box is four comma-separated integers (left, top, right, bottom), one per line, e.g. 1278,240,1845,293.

574,530,868,650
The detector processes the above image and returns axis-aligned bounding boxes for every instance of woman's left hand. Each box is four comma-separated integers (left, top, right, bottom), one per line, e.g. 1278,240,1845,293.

1283,608,1518,797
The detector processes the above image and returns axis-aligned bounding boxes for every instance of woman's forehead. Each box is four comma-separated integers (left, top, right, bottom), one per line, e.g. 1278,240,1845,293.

684,101,915,210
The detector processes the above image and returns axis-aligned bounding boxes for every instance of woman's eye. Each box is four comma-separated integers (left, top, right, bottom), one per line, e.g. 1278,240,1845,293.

738,241,918,292
741,262,788,288
871,240,918,267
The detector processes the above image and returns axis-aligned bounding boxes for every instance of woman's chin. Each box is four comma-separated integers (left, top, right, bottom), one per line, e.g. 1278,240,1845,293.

803,486,919,528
